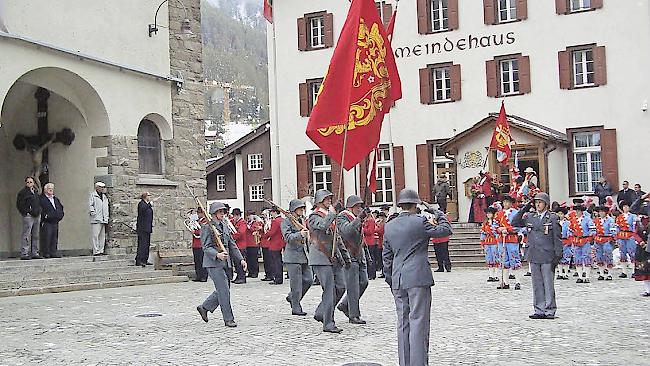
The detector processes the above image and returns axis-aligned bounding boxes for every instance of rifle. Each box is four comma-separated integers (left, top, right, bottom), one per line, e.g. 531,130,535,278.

264,198,307,231
185,183,226,253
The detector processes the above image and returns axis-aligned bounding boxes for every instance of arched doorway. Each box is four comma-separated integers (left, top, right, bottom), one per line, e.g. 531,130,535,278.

0,67,109,258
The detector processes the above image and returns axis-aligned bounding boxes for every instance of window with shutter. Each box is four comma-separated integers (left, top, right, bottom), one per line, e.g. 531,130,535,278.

561,45,605,89
299,11,331,51
296,154,309,197
137,119,163,175
422,63,460,104
567,128,604,194
497,0,517,23
297,18,307,51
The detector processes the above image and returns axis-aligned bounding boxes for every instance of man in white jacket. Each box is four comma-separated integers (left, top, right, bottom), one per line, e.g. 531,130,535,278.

89,182,110,255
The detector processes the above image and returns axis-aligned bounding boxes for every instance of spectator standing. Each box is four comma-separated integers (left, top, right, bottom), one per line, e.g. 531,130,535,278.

16,176,42,260
40,183,64,258
266,208,285,284
191,208,208,282
618,181,635,206
633,184,646,202
433,175,450,213
135,192,153,267
230,208,248,284
594,176,614,205
89,182,109,256
362,212,378,280
245,210,262,278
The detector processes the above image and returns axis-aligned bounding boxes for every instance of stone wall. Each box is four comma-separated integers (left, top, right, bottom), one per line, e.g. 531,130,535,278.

103,0,206,255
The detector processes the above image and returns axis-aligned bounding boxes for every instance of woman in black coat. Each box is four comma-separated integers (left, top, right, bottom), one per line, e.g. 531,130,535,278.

136,192,154,267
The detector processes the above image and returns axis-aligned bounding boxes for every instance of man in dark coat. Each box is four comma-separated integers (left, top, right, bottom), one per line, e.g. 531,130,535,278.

39,183,64,258
618,181,635,206
136,192,154,267
16,176,42,259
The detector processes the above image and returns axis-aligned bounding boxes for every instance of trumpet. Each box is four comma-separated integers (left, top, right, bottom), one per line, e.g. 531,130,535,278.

184,210,202,238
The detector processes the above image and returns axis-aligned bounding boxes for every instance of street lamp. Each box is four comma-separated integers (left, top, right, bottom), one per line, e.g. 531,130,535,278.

149,0,193,37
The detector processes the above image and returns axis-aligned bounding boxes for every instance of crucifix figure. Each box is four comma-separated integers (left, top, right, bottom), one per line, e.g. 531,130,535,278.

12,87,75,191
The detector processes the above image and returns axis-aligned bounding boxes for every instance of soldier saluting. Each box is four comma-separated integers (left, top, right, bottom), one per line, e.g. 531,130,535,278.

383,189,452,366
336,195,370,325
309,189,350,334
281,199,313,316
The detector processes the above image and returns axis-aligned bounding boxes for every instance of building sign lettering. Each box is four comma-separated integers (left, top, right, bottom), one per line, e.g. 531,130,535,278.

394,32,516,59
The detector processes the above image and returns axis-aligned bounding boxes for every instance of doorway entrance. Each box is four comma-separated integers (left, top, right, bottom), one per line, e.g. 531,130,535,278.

491,144,547,194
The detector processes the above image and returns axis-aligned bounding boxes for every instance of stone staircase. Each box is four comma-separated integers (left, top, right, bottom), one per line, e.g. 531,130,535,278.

0,255,188,298
429,223,484,268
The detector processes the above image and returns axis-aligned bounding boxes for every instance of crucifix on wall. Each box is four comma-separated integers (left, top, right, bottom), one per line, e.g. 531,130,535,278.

12,87,75,191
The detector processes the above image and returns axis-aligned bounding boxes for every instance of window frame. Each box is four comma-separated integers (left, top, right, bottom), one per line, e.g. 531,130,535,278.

249,184,265,202
216,174,226,192
499,58,520,96
137,119,164,176
373,147,394,205
569,0,592,13
572,131,602,194
247,153,264,171
431,64,452,103
307,78,324,113
572,48,595,88
306,12,326,50
430,0,449,33
311,153,332,193
497,0,517,23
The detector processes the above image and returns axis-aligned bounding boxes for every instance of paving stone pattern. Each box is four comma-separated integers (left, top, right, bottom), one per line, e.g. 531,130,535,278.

0,269,646,365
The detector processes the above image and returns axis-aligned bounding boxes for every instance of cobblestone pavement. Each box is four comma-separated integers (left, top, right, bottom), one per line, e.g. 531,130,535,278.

0,269,647,366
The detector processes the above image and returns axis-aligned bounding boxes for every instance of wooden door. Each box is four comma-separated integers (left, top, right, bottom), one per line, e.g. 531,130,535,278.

437,165,458,221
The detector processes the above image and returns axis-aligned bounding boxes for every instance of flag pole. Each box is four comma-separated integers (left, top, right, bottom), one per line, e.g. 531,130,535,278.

270,19,282,206
331,121,350,259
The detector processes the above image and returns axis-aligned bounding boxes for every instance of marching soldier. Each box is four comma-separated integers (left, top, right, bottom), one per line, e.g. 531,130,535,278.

511,193,563,319
308,189,350,334
281,199,313,316
383,189,452,366
196,202,247,328
336,195,369,325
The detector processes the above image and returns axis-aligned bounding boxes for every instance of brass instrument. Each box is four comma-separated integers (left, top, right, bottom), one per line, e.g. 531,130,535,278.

185,183,226,253
184,210,202,238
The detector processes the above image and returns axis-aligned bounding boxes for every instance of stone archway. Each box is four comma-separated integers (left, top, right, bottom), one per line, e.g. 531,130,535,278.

0,67,109,258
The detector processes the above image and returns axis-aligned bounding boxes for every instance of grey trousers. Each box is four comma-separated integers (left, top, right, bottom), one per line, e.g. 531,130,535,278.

531,262,557,317
393,286,432,366
286,263,313,313
21,215,40,257
313,264,346,330
339,261,369,319
202,267,235,322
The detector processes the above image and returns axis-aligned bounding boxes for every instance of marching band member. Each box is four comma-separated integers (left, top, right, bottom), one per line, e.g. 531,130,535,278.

568,203,595,283
230,208,249,284
190,207,208,282
266,207,285,285
615,201,640,278
593,206,615,281
481,205,500,282
245,210,263,279
281,199,313,316
495,196,523,290
260,208,274,282
363,211,378,280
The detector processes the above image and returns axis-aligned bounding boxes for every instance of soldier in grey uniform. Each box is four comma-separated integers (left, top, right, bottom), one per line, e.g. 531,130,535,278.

383,189,453,366
512,192,563,319
309,189,350,334
196,202,247,328
336,195,369,324
281,199,313,316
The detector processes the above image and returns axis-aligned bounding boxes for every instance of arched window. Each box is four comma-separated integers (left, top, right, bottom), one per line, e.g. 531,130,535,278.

137,119,162,174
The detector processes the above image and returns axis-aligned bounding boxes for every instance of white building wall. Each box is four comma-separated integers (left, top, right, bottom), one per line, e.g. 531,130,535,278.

269,0,650,218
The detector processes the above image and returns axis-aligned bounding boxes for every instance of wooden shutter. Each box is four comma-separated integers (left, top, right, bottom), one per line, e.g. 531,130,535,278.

601,129,618,191
555,0,567,15
331,160,344,202
297,17,307,51
299,83,309,117
416,0,430,34
419,67,432,105
447,0,459,30
416,144,432,203
450,64,462,102
483,0,496,25
393,146,405,197
296,154,309,197
382,3,393,26
593,46,607,86
591,0,603,9
516,0,528,20
324,13,334,48
518,55,531,94
486,60,498,97
558,50,572,90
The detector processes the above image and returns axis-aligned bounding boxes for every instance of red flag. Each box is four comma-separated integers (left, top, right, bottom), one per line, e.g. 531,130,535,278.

367,148,378,193
305,0,402,171
490,101,513,165
263,0,273,23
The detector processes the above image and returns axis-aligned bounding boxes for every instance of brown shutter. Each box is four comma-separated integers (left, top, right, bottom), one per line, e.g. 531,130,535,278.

393,146,405,197
358,158,368,203
518,55,531,94
299,83,309,117
591,0,603,9
558,50,571,90
324,13,334,48
382,3,393,26
601,128,618,191
483,0,496,25
419,67,432,105
555,0,567,15
567,130,576,196
296,154,309,197
486,60,498,97
416,0,430,34
331,160,345,202
516,0,528,20
447,0,459,30
450,64,462,102
297,17,307,51
593,46,607,86
416,144,432,203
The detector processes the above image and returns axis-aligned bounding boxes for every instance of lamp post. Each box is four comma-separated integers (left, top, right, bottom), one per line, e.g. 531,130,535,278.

149,0,193,37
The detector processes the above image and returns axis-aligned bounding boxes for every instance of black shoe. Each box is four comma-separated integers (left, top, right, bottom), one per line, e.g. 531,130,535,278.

604,269,609,274
192,279,203,282
642,292,650,297
576,278,584,283
292,311,307,316
50,254,61,258
556,275,563,280
286,296,291,304
42,254,51,259
261,277,273,282
378,274,385,278
446,268,452,273
313,315,323,323
524,272,532,277
323,326,342,334
544,315,557,320
497,284,510,290
224,320,237,328
197,306,209,323
146,262,153,266
233,279,246,284
582,272,586,278
597,276,604,281
487,277,493,282
529,314,545,319
514,283,521,290
141,263,146,268
313,279,320,285
619,273,628,278
349,317,367,324
583,279,590,283
20,256,31,260
31,255,43,259
434,268,444,272
336,305,350,319
605,276,613,281
508,274,516,280
573,272,579,277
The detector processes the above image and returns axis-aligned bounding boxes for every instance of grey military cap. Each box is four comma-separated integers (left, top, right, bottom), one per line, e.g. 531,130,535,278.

397,189,421,205
533,192,550,206
314,189,333,204
209,202,227,214
345,195,364,208
289,199,306,212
